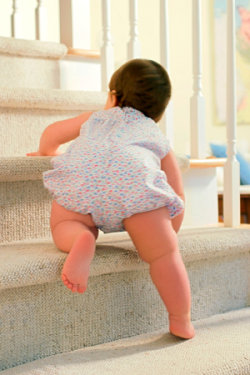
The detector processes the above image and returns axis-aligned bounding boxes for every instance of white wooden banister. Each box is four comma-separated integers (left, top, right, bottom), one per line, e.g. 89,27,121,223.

101,0,114,91
127,0,140,59
223,0,240,227
35,0,47,41
11,0,22,38
160,0,174,146
59,0,91,49
190,0,206,158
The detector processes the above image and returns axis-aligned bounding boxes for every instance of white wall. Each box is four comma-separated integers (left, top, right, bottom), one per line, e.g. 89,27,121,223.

0,0,249,154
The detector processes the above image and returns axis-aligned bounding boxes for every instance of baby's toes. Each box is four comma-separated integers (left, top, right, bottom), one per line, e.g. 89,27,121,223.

78,285,87,294
66,282,75,292
71,285,79,292
61,274,70,285
61,274,72,288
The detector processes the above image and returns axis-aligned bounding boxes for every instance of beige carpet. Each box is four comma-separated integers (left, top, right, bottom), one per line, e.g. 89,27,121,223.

1,227,249,370
0,36,67,58
0,36,68,90
1,227,249,290
0,87,107,111
2,308,250,375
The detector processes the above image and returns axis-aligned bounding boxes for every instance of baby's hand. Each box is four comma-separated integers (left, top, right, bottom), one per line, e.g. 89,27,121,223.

26,151,43,156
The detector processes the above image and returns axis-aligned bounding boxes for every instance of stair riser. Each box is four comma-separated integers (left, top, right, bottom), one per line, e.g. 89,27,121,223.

1,252,249,370
0,108,82,157
1,180,51,243
0,55,61,89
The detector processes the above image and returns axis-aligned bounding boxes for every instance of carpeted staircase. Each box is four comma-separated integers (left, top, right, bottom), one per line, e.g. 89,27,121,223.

0,36,250,374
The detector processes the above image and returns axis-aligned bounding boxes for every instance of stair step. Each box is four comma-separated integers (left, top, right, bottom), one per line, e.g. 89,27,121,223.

0,228,249,370
0,88,106,157
0,36,67,59
2,308,250,375
0,155,189,243
0,36,67,89
0,87,106,111
1,228,249,290
0,233,143,291
0,156,51,182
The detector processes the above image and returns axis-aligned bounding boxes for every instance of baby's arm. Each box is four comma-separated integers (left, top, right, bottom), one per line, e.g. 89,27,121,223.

27,111,93,156
161,150,185,233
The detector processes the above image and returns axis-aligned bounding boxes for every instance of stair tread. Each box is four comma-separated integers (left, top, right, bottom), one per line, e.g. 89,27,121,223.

0,87,106,110
0,155,190,182
2,307,250,375
1,227,249,291
0,156,52,182
0,36,67,59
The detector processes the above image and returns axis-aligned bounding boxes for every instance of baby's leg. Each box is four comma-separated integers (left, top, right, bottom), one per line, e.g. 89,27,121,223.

50,201,98,293
123,207,195,339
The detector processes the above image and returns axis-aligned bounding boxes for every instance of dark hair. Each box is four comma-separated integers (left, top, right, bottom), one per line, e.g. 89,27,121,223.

109,59,171,121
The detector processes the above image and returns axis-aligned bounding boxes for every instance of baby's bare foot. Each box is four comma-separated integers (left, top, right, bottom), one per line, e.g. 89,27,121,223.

61,231,95,293
169,314,195,339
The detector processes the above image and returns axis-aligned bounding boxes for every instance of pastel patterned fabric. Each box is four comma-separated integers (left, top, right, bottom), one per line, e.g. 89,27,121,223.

43,107,184,232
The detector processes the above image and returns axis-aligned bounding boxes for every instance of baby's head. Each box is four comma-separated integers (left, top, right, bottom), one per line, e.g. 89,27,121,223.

108,59,171,122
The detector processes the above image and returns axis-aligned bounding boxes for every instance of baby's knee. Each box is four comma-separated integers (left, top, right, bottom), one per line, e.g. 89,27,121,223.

138,235,179,264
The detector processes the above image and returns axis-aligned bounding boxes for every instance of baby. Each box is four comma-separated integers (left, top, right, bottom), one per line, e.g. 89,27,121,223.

28,59,195,339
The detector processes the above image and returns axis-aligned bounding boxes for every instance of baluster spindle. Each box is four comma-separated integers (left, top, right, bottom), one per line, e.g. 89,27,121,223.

35,0,47,41
59,0,90,49
101,0,114,91
223,0,240,226
127,0,140,59
190,0,206,158
160,0,174,146
11,0,22,38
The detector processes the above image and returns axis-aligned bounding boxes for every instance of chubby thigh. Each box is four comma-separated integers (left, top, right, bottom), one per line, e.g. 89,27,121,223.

50,200,98,237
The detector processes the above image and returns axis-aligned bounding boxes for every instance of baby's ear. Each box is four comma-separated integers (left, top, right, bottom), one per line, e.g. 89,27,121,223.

104,91,118,109
111,90,118,106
